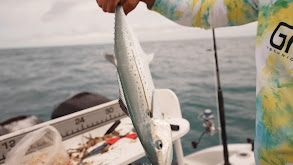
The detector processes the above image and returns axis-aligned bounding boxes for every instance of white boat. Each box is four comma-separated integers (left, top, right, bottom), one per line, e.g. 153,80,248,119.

0,89,255,165
184,143,254,165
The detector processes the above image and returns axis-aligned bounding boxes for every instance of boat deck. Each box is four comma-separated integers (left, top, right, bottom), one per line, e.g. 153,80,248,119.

64,117,189,165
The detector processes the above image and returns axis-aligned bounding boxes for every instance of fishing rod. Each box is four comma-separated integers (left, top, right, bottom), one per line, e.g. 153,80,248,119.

191,29,230,165
212,28,230,165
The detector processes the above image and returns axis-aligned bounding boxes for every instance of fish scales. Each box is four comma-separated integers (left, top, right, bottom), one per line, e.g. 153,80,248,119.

114,5,173,165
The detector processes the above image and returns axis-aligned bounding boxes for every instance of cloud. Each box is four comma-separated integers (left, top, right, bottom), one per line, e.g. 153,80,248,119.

41,1,79,22
0,0,257,49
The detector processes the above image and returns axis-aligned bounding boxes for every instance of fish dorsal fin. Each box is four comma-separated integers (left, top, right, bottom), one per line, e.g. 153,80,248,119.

145,52,154,64
151,89,163,119
105,53,117,66
117,72,129,116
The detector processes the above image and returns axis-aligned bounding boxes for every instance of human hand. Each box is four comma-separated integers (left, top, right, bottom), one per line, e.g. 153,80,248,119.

96,0,155,15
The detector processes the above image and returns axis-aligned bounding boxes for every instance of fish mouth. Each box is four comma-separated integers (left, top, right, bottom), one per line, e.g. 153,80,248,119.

156,139,173,165
150,119,173,165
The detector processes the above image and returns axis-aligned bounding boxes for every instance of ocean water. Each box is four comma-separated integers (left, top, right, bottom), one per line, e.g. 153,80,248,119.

0,36,256,158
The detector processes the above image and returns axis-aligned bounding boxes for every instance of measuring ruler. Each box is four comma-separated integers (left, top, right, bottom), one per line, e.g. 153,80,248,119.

0,100,126,164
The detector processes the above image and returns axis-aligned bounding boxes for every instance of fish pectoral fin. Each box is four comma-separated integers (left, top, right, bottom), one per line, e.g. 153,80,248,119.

104,53,117,66
117,73,129,116
151,89,163,119
145,52,154,64
119,98,129,116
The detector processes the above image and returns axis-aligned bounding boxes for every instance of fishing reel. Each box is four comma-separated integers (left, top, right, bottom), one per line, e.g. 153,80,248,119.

202,109,216,136
192,109,218,149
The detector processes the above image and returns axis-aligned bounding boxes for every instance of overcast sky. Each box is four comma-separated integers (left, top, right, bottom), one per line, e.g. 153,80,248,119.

0,0,258,49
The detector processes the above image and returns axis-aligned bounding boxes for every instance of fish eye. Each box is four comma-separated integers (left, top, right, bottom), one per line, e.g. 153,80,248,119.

155,140,163,150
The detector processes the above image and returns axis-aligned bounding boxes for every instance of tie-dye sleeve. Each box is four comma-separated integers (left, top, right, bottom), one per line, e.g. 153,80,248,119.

150,0,259,29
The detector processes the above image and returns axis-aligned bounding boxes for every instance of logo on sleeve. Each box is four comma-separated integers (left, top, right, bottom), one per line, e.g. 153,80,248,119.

269,22,293,61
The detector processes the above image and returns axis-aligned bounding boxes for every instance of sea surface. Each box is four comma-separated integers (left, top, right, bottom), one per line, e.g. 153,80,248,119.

0,36,256,160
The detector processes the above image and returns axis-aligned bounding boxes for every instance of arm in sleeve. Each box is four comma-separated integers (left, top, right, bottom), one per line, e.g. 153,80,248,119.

150,0,259,29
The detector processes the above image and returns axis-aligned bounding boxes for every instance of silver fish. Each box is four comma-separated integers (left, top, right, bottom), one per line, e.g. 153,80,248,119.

106,5,173,165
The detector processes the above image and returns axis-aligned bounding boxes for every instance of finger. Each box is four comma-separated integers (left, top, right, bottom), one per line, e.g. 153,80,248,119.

122,0,139,15
107,0,120,13
102,0,109,12
120,0,126,5
96,0,102,7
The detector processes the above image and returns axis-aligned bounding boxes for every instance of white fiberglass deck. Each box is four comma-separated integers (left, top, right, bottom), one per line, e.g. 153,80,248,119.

62,89,190,165
184,143,255,165
64,117,189,165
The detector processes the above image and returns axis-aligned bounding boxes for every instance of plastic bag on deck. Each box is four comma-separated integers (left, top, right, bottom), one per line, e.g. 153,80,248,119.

5,126,70,165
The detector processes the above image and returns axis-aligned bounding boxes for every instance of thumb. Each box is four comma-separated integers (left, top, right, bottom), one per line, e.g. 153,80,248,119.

122,0,139,15
120,0,126,4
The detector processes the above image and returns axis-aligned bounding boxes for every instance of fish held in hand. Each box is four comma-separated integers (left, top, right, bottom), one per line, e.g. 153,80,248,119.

105,5,173,165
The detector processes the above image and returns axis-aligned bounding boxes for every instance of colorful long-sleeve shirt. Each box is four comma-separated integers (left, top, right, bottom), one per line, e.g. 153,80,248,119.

150,0,293,164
